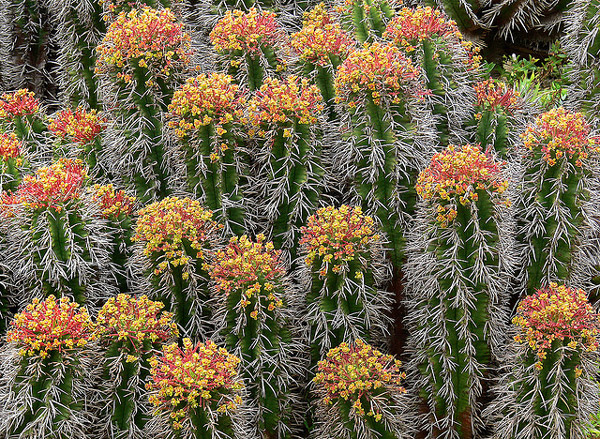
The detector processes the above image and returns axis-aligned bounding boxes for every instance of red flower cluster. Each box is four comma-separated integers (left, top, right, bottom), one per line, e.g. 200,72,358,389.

0,89,40,120
0,132,24,162
513,283,600,370
91,184,136,220
48,108,107,145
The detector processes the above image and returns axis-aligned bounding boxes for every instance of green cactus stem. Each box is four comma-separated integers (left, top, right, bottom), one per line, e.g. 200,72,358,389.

0,132,28,193
486,284,600,439
423,0,485,34
209,235,303,438
405,144,513,438
0,296,97,438
335,0,397,43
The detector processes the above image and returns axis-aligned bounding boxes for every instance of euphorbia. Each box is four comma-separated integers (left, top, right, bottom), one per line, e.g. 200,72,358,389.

0,131,27,193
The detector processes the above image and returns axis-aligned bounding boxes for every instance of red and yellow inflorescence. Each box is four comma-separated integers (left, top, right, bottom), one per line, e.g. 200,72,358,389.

97,294,178,361
300,205,379,276
313,339,406,420
133,197,221,277
1,158,87,211
147,338,244,430
520,107,597,167
248,76,324,128
48,108,107,145
208,234,285,318
513,283,600,372
290,3,355,67
0,89,40,120
416,144,509,227
0,132,24,164
210,8,282,55
7,295,96,358
334,42,422,107
91,184,136,220
95,7,192,86
474,79,519,114
168,73,247,138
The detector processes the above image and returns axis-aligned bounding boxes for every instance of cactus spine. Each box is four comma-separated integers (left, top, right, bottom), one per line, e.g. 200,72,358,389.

423,0,485,34
95,7,192,203
334,0,397,43
168,73,249,236
299,205,393,369
515,107,600,297
312,340,413,439
486,284,600,439
146,339,254,439
209,234,302,438
405,144,513,438
132,196,222,338
0,295,97,438
96,294,179,439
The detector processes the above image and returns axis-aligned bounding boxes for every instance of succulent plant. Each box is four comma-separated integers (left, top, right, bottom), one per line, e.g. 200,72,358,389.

486,283,600,439
422,0,486,34
0,132,28,193
334,0,400,43
405,144,514,438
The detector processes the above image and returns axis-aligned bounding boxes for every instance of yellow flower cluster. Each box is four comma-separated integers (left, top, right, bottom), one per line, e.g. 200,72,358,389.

290,3,355,67
97,294,178,359
0,132,23,164
6,295,96,358
48,108,107,145
95,7,192,86
334,42,421,107
313,339,405,420
91,184,136,219
133,197,222,276
147,339,244,430
208,234,285,316
513,283,600,371
416,144,509,227
210,8,282,54
248,76,324,128
300,205,379,276
168,73,246,138
520,107,597,167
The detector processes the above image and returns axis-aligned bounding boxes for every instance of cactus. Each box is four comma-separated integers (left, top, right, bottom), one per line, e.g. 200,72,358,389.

485,283,600,439
0,159,115,307
100,0,179,21
333,0,399,43
210,8,289,92
404,144,513,438
514,107,600,297
168,73,249,236
384,6,481,147
48,108,108,178
90,184,137,295
146,338,254,439
299,205,393,370
95,294,179,439
290,3,356,121
0,132,28,193
422,0,486,34
208,234,303,439
95,7,192,203
0,295,98,438
332,41,435,271
132,196,222,338
312,340,413,439
247,75,325,265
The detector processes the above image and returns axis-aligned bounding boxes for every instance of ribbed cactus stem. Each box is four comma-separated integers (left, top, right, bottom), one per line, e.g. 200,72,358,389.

338,0,394,43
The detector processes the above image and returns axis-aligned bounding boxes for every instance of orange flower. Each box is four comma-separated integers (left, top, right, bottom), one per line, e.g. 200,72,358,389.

474,79,519,113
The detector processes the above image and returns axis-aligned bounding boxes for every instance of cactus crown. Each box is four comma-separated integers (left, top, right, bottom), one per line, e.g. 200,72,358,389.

334,42,422,107
300,205,379,271
209,234,285,317
133,197,221,275
48,108,107,145
290,3,355,67
168,73,247,138
147,339,244,430
313,339,406,419
474,79,519,113
416,144,508,226
513,283,600,368
95,7,192,85
248,76,324,127
0,132,24,161
210,8,283,54
91,184,136,220
97,294,178,357
520,107,597,167
0,89,40,120
6,295,96,358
